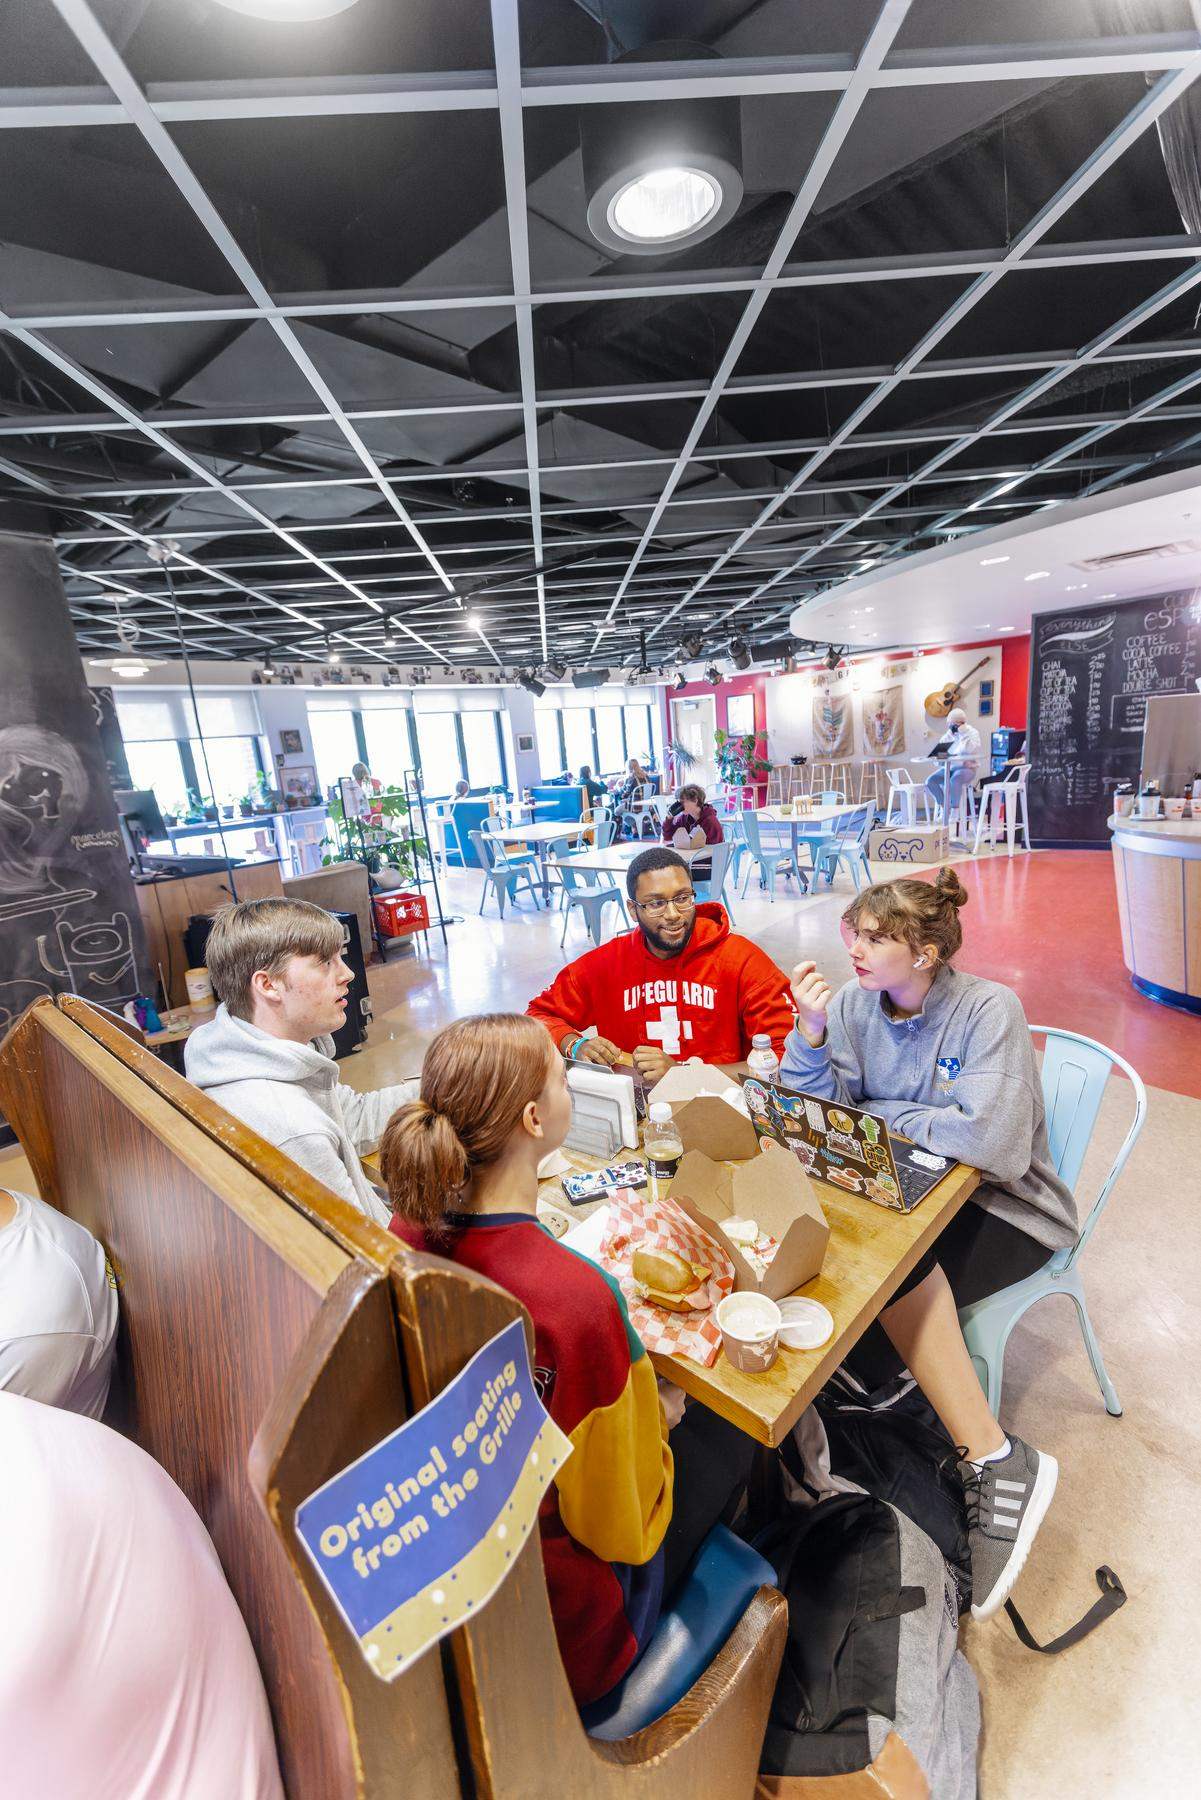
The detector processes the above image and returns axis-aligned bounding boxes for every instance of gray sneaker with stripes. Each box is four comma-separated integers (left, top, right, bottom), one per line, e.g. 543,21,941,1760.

960,1434,1058,1622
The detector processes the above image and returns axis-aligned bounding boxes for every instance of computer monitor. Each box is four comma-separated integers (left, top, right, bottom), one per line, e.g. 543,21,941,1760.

113,788,169,845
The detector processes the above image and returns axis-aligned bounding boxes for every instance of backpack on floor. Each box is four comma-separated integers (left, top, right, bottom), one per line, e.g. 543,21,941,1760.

810,1368,974,1614
754,1491,980,1800
799,1372,1128,1653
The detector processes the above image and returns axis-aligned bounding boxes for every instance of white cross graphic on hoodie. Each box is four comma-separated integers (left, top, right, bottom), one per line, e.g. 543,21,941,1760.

644,1005,694,1058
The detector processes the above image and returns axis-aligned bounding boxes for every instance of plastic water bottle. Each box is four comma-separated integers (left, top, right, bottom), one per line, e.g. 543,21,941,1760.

642,1102,683,1197
747,1034,780,1085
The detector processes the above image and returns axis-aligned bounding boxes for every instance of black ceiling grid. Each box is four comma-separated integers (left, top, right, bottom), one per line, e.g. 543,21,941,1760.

2,1,1201,674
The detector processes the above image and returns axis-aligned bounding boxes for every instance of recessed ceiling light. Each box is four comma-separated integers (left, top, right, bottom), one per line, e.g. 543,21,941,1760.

214,0,361,19
609,167,720,244
1023,571,1050,581
998,625,1015,633
1063,583,1089,592
862,607,873,614
466,611,484,634
1100,592,1117,599
980,555,1010,566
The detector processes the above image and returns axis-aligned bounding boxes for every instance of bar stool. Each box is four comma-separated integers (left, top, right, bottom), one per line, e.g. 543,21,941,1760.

944,782,978,844
857,759,887,809
972,766,1031,855
884,768,931,825
766,766,786,805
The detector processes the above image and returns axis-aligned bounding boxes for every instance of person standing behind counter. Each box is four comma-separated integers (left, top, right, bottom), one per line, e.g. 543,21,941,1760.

781,870,1069,1622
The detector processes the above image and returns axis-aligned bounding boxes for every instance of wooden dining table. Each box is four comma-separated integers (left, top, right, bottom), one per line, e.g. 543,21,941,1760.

537,1143,979,1448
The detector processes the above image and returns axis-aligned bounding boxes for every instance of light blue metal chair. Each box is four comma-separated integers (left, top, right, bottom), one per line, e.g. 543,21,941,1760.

690,839,737,924
723,812,750,889
958,1027,1147,1417
808,805,873,890
469,830,542,918
819,790,846,806
556,862,629,949
593,816,617,850
737,809,804,901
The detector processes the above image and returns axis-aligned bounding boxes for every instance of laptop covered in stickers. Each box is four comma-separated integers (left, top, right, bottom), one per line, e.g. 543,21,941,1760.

739,1076,950,1212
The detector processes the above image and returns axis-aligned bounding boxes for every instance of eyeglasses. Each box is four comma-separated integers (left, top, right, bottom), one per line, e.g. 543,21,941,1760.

634,892,696,917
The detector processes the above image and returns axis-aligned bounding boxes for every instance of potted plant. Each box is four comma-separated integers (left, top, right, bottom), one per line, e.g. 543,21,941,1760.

321,785,430,885
714,727,770,788
238,790,255,818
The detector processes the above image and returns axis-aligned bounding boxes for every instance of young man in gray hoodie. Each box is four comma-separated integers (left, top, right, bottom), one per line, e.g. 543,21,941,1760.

185,899,409,1227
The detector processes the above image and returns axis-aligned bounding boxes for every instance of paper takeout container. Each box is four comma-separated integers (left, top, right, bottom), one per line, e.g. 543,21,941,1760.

671,1139,829,1300
648,1058,761,1162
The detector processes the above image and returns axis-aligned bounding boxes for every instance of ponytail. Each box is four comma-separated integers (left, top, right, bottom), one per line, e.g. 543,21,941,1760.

379,1013,554,1229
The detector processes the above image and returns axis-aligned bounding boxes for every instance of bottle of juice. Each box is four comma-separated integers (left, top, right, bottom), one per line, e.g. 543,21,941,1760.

642,1103,683,1197
747,1034,780,1085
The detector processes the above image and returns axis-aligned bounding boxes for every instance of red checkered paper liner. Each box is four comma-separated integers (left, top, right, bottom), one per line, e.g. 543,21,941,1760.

599,1189,735,1368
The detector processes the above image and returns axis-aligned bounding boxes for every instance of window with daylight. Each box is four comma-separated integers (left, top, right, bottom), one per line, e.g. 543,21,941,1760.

124,741,190,821
188,735,262,809
460,710,505,788
308,709,360,793
595,705,625,775
561,708,596,776
623,703,653,764
414,712,462,798
535,707,564,776
361,709,417,788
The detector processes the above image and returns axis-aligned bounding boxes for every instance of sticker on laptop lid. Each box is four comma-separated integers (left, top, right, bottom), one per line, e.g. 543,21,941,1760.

909,1149,949,1171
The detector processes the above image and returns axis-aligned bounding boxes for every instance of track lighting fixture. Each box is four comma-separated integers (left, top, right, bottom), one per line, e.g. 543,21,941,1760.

518,669,546,698
543,658,567,683
729,637,751,671
704,663,724,687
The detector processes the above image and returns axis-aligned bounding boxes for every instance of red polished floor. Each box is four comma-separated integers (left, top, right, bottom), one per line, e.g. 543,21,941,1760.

952,852,1200,1100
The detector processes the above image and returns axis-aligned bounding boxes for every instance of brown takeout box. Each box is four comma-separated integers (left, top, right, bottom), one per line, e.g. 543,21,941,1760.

671,1139,829,1300
648,1058,761,1162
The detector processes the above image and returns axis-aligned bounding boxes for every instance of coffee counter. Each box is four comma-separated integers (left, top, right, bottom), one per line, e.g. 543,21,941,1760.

1109,813,1201,1013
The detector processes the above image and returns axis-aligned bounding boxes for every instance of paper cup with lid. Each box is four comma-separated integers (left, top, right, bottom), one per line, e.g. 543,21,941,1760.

715,1292,782,1372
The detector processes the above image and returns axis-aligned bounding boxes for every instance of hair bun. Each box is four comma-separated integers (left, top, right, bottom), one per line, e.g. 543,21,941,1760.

933,867,969,909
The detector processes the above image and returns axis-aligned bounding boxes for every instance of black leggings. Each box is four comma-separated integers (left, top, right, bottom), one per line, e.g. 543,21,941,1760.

843,1192,1053,1392
661,1403,756,1596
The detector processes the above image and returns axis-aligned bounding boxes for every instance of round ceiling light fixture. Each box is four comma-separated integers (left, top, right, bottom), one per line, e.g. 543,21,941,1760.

90,654,157,680
212,0,361,22
581,44,743,257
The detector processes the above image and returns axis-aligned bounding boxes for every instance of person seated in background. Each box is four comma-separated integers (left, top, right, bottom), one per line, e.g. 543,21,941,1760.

453,778,470,799
185,898,407,1225
528,847,792,1083
781,870,1069,1622
660,783,724,850
0,1187,117,1417
381,1013,753,1707
579,764,608,807
0,1390,284,1800
924,707,982,818
615,757,652,835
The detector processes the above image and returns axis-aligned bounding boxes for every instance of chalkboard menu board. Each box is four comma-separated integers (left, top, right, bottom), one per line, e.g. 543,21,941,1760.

1027,590,1201,843
0,533,151,1040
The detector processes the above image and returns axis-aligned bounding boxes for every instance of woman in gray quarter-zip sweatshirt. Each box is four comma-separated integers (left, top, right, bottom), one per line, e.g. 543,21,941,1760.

780,870,1072,1480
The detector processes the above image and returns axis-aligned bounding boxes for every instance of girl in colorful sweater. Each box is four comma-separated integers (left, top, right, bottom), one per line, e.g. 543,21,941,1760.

380,1012,751,1705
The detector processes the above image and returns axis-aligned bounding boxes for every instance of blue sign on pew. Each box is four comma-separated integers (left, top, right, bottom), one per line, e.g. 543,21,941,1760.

296,1318,572,1681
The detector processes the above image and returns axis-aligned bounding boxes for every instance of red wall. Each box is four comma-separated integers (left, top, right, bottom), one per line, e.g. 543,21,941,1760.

998,634,1030,728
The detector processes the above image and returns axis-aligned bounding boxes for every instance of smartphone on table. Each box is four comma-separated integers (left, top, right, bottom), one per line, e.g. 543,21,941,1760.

562,1162,649,1205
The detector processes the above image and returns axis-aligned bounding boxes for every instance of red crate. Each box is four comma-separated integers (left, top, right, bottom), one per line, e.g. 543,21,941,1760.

374,890,430,937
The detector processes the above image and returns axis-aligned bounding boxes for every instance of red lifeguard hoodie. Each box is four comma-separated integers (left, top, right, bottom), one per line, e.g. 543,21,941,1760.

527,903,793,1063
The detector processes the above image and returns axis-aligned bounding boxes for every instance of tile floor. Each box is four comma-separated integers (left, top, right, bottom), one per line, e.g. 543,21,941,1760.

2,843,1195,1797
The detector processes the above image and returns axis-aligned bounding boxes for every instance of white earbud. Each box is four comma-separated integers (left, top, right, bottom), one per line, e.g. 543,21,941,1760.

913,955,928,969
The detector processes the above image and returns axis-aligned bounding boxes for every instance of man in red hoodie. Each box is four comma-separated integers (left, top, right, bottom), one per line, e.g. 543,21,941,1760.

527,847,793,1082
